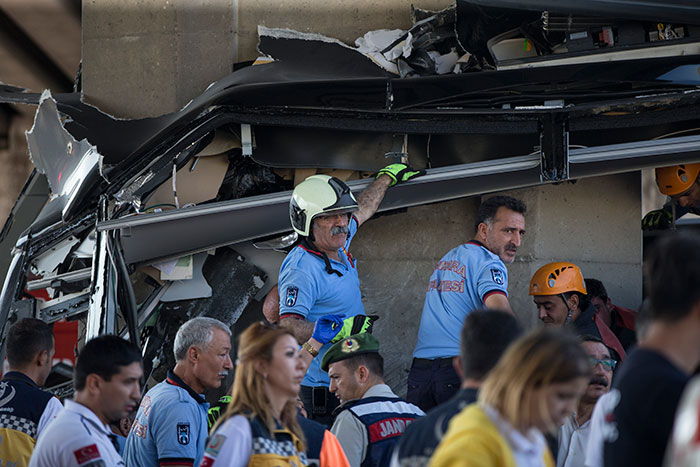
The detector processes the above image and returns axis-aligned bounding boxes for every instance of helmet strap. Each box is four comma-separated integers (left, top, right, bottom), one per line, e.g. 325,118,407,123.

561,293,574,325
300,237,343,277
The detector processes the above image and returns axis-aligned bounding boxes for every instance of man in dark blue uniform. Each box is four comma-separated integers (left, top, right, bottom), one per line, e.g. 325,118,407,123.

0,318,62,466
322,334,424,467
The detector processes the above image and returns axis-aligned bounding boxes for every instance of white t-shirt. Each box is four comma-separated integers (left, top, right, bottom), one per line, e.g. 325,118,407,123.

29,399,124,467
483,404,549,467
198,415,252,467
557,415,591,467
37,397,63,438
584,391,619,467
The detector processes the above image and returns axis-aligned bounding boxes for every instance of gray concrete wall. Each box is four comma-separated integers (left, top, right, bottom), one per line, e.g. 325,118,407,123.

353,172,642,395
82,0,235,118
82,0,452,118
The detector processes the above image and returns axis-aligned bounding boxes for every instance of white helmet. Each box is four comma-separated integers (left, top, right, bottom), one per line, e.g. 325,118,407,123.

290,175,359,237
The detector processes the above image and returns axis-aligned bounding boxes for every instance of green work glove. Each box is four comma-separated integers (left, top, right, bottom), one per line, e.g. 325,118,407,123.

642,208,673,230
330,315,379,343
376,163,425,187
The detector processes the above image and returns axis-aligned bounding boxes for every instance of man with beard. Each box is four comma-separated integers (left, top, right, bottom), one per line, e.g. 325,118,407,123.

408,195,527,411
30,335,142,467
557,336,614,467
529,262,625,361
124,317,233,467
279,165,424,424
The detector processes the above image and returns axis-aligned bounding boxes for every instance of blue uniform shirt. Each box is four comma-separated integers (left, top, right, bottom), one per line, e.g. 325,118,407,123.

413,241,508,359
123,371,210,467
279,216,364,386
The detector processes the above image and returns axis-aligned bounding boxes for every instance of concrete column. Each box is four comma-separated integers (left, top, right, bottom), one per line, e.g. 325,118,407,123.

82,0,235,118
82,0,453,117
353,172,642,394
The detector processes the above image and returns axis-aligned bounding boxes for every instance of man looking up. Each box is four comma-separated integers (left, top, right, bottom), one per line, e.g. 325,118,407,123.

409,195,526,411
279,164,424,424
322,333,424,467
392,309,522,467
124,317,233,467
30,335,142,466
0,318,62,466
557,336,614,467
529,261,625,361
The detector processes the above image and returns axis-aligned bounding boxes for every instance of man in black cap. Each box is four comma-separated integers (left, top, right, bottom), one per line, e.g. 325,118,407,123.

321,334,424,467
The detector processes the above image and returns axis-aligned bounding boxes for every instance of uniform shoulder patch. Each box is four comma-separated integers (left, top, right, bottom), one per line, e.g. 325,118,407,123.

74,444,101,464
285,286,299,307
205,433,227,457
490,269,505,286
177,423,190,445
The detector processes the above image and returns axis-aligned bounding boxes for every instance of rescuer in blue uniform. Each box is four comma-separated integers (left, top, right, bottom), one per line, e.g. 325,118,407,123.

408,195,527,412
279,164,424,425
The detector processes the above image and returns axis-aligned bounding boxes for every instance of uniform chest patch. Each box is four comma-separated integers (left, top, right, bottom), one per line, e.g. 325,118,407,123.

286,287,299,307
491,269,504,285
177,423,190,445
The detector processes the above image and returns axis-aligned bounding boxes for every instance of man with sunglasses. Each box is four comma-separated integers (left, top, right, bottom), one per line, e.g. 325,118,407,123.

279,165,424,425
557,336,614,467
642,163,700,230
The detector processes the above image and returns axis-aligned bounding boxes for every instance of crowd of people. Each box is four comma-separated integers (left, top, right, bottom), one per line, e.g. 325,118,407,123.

2,162,700,466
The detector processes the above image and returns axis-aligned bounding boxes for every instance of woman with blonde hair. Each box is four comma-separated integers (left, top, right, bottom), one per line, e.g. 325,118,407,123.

431,329,591,467
199,321,308,466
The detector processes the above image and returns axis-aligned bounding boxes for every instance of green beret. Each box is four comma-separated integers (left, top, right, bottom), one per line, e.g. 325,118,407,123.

321,333,380,372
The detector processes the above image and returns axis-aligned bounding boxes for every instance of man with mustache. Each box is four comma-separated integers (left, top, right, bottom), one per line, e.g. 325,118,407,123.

529,261,625,361
409,196,526,412
279,165,424,425
557,336,614,467
124,317,233,467
30,335,142,467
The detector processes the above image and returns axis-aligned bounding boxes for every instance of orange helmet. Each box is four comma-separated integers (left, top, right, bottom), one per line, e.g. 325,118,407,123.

655,163,700,196
529,262,587,296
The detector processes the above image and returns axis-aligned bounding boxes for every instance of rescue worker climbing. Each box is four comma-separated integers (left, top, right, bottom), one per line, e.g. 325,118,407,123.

279,164,424,425
642,163,700,230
